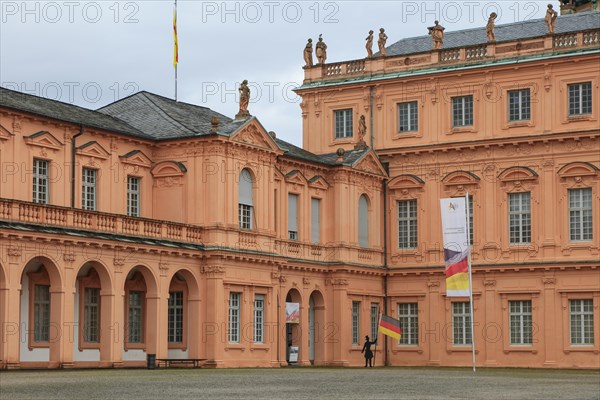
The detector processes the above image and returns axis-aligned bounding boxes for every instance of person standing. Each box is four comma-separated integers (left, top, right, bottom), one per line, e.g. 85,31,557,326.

361,335,377,367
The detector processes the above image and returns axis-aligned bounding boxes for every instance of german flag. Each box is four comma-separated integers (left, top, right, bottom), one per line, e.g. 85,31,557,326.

378,315,402,340
173,5,178,68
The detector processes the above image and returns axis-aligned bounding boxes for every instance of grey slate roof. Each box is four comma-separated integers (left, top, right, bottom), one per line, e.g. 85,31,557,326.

382,11,600,57
274,137,369,166
98,91,233,139
0,87,150,139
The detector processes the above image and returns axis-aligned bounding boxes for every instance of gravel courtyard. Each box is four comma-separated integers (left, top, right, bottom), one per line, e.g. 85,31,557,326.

0,367,598,400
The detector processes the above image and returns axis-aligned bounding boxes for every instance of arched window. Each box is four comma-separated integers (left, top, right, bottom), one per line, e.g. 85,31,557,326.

358,194,369,247
239,169,254,230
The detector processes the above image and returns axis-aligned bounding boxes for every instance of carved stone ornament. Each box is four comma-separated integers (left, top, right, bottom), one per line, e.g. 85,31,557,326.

202,265,225,274
542,277,556,286
303,277,311,285
63,253,75,262
8,246,21,257
113,257,125,266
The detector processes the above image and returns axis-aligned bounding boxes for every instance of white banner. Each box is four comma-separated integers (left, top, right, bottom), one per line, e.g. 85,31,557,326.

440,198,471,297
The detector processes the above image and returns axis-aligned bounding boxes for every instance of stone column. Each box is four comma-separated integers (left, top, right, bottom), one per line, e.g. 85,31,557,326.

483,278,497,366
426,280,441,366
330,278,349,366
110,255,125,367
542,276,557,366
3,245,22,368
58,252,76,368
202,265,226,368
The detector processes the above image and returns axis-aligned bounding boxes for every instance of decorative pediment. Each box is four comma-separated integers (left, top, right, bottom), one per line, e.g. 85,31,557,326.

0,123,14,140
352,151,387,176
151,160,187,178
76,141,110,160
285,169,308,185
388,174,425,190
557,162,599,179
230,120,279,152
497,166,538,182
274,167,285,181
442,171,481,187
308,175,329,190
120,150,152,168
24,131,63,149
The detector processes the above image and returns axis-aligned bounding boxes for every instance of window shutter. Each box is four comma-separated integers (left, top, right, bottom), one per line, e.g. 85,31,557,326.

311,198,320,243
239,169,253,206
288,194,298,232
358,195,369,247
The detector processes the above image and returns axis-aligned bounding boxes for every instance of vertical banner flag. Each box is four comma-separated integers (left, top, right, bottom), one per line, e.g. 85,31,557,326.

173,4,178,68
378,315,402,340
285,302,300,324
440,198,471,297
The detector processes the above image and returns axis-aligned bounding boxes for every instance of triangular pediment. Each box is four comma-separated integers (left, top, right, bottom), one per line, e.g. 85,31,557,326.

120,150,152,168
230,119,279,152
352,151,387,176
0,123,13,140
151,161,187,178
76,141,110,160
285,169,308,185
308,175,329,190
274,167,285,181
24,131,63,149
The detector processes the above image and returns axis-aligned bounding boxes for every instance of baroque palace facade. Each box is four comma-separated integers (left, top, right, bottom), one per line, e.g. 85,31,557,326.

1,9,599,369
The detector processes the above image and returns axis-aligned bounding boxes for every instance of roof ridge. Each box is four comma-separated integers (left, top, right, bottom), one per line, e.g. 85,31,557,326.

138,92,198,135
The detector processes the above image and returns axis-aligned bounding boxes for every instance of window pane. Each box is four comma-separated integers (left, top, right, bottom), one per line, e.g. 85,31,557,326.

398,200,417,249
34,285,50,342
168,291,184,343
33,159,49,204
83,287,100,343
398,303,418,345
82,168,97,211
127,176,140,217
569,188,593,241
128,291,143,343
398,101,418,132
508,192,531,244
352,301,360,345
254,294,265,343
229,292,240,343
335,109,353,138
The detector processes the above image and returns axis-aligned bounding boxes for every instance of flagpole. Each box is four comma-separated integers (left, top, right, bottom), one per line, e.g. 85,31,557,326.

465,192,476,372
373,309,381,367
174,0,178,101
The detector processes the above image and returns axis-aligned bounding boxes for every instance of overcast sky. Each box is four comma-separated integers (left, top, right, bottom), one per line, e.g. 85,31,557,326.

1,0,552,146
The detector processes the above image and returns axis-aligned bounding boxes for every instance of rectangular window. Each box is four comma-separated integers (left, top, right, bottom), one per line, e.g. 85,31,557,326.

370,303,379,340
83,287,100,343
569,188,593,242
398,303,419,345
352,301,360,345
229,292,241,343
311,198,321,243
569,82,592,116
508,89,531,122
288,193,298,240
82,168,97,211
509,300,532,345
128,291,143,343
452,302,472,345
168,291,184,343
398,101,418,132
254,294,265,344
334,109,353,139
239,204,253,230
570,299,594,345
33,285,50,342
509,192,531,244
32,159,49,204
127,176,140,217
398,200,418,249
452,95,474,127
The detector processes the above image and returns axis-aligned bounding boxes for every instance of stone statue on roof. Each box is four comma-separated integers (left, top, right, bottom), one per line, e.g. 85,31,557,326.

428,21,445,50
545,4,558,34
378,28,388,57
355,114,368,150
316,34,327,64
486,12,497,42
236,80,250,119
304,38,313,68
365,30,374,58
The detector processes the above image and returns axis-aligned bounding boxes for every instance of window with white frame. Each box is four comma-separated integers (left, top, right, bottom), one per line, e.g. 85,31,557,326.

168,291,184,343
568,82,592,116
452,302,472,345
228,292,241,343
398,101,418,132
352,301,360,345
82,168,97,211
254,294,265,344
83,287,100,343
569,188,593,242
311,198,321,243
33,284,50,342
127,176,140,217
288,193,299,240
509,192,531,244
32,159,49,204
334,109,353,139
452,95,474,127
398,199,417,249
358,195,369,248
509,300,532,345
128,291,143,343
398,303,418,345
370,303,379,340
508,89,531,122
570,299,594,345
239,169,254,230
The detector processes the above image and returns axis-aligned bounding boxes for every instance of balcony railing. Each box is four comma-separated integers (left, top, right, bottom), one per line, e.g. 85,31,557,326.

0,199,204,244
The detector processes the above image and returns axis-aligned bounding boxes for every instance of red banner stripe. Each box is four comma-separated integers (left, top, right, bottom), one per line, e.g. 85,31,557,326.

445,258,468,277
379,319,401,333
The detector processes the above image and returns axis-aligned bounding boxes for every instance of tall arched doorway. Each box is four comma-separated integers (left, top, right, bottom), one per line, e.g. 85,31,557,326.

309,290,325,365
166,269,201,359
285,288,302,364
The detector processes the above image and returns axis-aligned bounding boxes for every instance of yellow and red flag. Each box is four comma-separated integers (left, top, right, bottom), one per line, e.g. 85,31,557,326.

173,5,178,68
378,315,402,340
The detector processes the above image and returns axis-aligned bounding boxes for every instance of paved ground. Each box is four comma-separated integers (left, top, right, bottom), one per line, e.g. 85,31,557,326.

0,367,598,400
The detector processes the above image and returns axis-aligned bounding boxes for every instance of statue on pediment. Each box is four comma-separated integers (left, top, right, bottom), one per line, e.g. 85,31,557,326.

365,30,374,58
316,34,327,64
303,38,313,67
236,80,250,119
486,12,497,42
428,20,445,50
545,4,558,34
378,28,388,57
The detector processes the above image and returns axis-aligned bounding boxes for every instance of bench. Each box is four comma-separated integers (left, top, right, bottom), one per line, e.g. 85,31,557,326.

156,358,207,368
